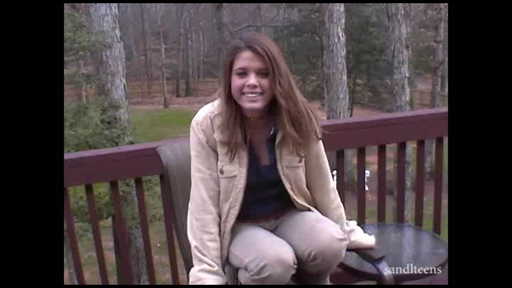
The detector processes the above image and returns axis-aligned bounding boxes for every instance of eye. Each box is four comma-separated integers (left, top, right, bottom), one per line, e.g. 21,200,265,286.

258,71,270,78
235,71,247,77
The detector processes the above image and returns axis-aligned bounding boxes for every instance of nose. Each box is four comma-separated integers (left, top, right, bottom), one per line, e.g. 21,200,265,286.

246,73,259,88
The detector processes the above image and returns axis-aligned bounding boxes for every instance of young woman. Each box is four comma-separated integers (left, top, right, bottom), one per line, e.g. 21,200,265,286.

187,32,375,284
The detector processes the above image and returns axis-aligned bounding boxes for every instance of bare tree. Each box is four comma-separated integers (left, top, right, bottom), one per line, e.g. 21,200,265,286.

441,5,448,93
254,4,263,33
441,54,448,93
322,3,357,192
90,4,148,284
174,4,185,98
215,3,227,62
198,4,205,79
140,3,152,97
404,4,415,109
185,4,193,97
387,3,414,224
430,3,446,109
78,58,88,103
323,3,349,120
121,4,142,81
154,3,169,108
425,3,446,179
90,3,131,141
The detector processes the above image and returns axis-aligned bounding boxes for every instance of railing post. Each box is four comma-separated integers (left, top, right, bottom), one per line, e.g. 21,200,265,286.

112,215,126,284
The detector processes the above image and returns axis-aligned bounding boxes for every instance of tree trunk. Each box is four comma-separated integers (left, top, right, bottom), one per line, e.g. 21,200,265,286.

140,3,152,97
199,26,204,79
126,189,149,285
64,230,78,285
125,4,142,81
90,4,147,284
349,58,358,117
175,77,182,98
90,3,131,143
215,3,226,62
155,4,169,108
441,55,448,93
387,3,413,224
425,3,446,180
323,3,349,120
441,6,448,93
281,4,288,53
198,4,204,79
175,4,184,98
430,3,445,109
185,5,193,97
192,9,197,80
190,5,197,81
254,3,263,33
79,59,88,103
404,3,415,109
388,4,412,113
322,3,356,191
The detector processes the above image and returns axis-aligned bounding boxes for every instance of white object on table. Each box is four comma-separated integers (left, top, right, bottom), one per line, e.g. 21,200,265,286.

332,169,371,191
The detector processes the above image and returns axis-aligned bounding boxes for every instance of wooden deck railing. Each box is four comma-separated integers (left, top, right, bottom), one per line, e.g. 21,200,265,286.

321,107,448,232
64,107,448,284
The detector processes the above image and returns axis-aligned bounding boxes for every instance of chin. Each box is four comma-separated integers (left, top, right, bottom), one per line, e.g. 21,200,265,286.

241,104,267,111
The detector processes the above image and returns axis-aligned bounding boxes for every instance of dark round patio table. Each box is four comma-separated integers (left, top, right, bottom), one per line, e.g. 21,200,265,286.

339,223,448,284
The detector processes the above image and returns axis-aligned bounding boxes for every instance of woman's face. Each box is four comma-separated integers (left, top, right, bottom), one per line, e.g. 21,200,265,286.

230,50,274,118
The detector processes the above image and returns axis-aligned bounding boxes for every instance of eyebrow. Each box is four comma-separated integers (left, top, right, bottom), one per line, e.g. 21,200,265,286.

233,67,269,71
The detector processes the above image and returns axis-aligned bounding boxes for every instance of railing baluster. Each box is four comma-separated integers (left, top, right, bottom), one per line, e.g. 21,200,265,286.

112,215,125,283
159,175,180,284
357,147,366,225
110,181,135,284
64,187,86,285
377,145,387,223
434,137,444,235
396,142,406,223
85,184,109,284
134,177,157,285
415,140,426,228
336,150,345,204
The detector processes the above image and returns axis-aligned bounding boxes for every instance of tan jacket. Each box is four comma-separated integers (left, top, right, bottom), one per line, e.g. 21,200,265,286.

187,99,375,284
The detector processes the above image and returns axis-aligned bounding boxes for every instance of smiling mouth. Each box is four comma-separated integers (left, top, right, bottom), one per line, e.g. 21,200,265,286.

243,92,262,98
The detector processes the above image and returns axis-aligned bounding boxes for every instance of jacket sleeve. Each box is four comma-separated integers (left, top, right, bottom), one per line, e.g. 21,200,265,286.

305,138,376,249
187,116,226,284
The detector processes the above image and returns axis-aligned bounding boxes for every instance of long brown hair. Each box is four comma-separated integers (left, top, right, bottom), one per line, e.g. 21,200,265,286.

219,32,321,161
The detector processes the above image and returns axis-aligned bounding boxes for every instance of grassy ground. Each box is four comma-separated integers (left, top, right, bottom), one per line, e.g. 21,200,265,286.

130,106,197,142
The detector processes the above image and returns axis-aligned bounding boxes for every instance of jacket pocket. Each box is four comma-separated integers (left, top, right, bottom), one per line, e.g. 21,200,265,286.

218,162,238,196
282,154,305,168
282,155,314,205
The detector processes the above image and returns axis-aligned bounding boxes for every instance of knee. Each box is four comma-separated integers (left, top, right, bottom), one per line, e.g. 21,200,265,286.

308,228,348,271
323,228,348,258
242,247,297,284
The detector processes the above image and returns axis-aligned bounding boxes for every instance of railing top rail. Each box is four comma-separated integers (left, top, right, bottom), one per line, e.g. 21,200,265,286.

64,108,448,187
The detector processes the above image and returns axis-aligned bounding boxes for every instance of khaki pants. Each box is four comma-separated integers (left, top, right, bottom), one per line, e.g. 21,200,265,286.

228,209,348,285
